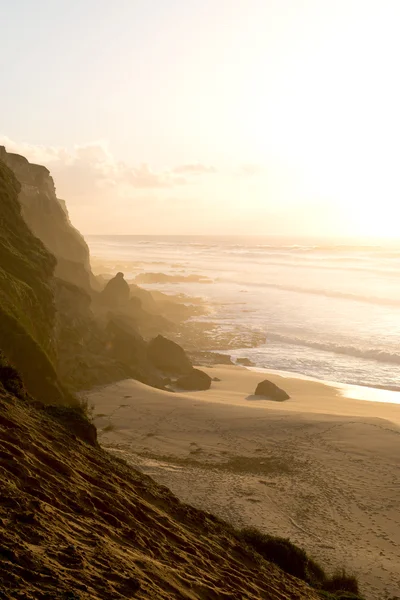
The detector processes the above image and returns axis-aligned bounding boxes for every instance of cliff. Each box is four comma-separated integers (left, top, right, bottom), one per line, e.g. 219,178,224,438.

0,148,169,393
0,146,96,292
0,160,67,402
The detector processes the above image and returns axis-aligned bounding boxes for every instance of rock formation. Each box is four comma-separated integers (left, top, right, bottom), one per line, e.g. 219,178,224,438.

147,335,193,375
0,151,174,395
176,368,212,390
0,146,96,292
0,160,67,402
254,379,290,401
105,316,165,388
100,272,130,308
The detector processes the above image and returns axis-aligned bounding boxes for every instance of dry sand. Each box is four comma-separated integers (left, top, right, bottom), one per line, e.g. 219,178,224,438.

89,366,400,599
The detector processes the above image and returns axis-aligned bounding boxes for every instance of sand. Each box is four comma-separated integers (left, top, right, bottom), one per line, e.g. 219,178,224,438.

89,366,400,599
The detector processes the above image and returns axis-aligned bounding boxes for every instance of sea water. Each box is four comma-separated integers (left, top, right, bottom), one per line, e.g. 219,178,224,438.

87,235,400,392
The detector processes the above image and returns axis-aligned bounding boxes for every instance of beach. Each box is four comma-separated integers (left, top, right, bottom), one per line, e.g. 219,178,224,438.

89,366,400,599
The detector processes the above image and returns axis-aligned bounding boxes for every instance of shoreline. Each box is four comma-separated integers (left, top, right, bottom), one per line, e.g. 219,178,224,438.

245,365,400,406
88,245,400,394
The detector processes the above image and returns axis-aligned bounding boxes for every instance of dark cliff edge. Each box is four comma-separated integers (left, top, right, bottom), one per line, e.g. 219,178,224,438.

0,161,68,403
0,146,97,293
0,148,182,394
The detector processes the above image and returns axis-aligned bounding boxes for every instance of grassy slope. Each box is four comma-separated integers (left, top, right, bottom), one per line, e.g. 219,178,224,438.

0,160,65,402
0,382,321,600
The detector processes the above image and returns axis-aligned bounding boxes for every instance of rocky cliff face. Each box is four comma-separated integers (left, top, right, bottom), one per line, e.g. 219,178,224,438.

0,148,197,396
0,146,96,292
0,160,67,402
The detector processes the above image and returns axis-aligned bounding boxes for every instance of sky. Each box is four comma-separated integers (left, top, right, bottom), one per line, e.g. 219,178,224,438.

2,0,400,237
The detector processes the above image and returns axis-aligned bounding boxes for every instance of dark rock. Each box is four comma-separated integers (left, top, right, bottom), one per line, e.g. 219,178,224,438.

0,353,26,399
0,159,67,404
100,272,130,308
0,146,96,293
236,357,255,366
254,380,290,401
106,318,165,388
212,377,221,382
147,335,193,375
188,351,233,366
176,369,212,391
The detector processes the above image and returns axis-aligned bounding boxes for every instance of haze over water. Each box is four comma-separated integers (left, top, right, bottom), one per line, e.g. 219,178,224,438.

88,235,400,392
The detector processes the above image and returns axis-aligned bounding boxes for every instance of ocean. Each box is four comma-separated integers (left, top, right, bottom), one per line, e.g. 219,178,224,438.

87,235,400,392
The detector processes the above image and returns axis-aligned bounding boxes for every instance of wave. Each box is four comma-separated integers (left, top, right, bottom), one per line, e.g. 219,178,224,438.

88,235,400,253
266,332,400,366
216,278,400,307
219,259,400,278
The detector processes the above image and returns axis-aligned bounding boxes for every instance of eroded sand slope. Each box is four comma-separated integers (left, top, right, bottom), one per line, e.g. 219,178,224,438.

0,386,321,599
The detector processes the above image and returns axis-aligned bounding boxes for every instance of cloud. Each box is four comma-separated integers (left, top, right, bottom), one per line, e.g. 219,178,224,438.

0,136,192,198
122,164,187,188
237,163,263,177
0,135,223,233
172,163,216,175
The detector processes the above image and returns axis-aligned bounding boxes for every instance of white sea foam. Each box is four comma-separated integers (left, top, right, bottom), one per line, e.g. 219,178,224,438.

87,235,400,392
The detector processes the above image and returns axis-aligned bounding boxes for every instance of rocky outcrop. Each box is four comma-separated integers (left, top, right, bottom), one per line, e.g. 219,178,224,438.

0,351,27,399
147,335,193,375
0,160,67,403
100,272,130,308
0,147,198,397
0,146,96,292
254,380,290,401
105,317,165,388
176,368,212,390
0,154,163,398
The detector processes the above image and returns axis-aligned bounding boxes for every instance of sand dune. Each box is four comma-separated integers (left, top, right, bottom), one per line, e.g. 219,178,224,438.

90,366,400,599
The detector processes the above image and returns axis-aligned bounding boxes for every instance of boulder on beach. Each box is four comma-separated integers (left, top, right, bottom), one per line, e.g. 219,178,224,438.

147,335,193,374
176,369,212,391
254,380,290,401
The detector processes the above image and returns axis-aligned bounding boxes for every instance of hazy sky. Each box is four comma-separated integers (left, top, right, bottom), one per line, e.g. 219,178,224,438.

2,0,400,237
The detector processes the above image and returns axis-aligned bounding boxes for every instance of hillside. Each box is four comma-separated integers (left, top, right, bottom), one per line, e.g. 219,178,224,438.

0,367,322,600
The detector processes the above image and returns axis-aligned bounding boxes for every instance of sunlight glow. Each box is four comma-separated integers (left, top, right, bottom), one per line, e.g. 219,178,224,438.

2,0,400,238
